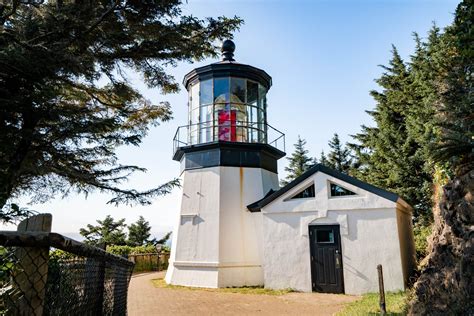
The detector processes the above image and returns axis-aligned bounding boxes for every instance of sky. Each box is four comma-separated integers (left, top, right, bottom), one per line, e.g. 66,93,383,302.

3,0,460,239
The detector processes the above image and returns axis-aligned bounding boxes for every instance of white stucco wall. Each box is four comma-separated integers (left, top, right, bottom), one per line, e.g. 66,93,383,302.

166,166,279,288
261,171,408,295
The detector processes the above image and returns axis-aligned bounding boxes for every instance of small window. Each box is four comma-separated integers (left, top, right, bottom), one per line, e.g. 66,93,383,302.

316,229,334,243
291,184,315,199
330,183,356,197
214,78,229,103
230,77,246,103
200,79,213,105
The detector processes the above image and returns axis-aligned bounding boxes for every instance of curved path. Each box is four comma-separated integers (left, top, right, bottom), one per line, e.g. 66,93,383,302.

127,271,358,316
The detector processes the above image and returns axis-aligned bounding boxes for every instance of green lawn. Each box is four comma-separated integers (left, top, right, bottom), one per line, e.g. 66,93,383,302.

151,278,294,295
337,291,408,315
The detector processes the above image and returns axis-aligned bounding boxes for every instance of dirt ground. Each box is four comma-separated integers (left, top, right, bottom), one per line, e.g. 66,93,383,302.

127,271,359,315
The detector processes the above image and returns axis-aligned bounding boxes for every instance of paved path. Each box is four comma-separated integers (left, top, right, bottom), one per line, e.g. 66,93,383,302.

127,272,358,315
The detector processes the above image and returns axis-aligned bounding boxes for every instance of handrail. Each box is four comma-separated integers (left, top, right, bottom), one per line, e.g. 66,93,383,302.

172,121,285,155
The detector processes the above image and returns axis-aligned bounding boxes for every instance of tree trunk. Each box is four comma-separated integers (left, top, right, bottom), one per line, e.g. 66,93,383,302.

409,170,474,315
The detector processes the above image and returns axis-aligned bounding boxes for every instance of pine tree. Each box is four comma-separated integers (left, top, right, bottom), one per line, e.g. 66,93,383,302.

280,136,315,186
409,3,474,313
156,232,172,245
326,133,352,173
80,215,127,246
432,2,474,174
128,216,152,246
0,1,242,213
319,151,329,166
350,46,435,223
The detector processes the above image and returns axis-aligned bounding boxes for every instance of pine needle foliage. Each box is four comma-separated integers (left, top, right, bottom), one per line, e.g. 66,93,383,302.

80,214,127,246
326,133,353,174
0,1,243,211
350,40,442,224
350,0,473,223
127,215,152,246
280,136,315,186
431,1,473,174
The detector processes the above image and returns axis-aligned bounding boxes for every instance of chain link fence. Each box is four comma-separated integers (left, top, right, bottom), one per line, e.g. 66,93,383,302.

0,214,134,316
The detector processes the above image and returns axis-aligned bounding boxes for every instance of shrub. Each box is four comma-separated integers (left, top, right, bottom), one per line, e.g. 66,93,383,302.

413,224,432,263
106,245,133,257
129,245,159,255
106,244,160,257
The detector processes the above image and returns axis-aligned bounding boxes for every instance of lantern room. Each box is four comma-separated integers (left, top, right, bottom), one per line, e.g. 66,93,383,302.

186,75,268,145
173,40,285,159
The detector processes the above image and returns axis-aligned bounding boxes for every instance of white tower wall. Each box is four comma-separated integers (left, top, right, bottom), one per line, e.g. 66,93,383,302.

165,166,279,288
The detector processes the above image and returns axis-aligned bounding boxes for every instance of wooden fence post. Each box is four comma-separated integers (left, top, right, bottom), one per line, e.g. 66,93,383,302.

15,213,52,316
377,264,387,315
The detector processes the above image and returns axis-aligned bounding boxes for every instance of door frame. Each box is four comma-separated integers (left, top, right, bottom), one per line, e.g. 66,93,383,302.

308,224,345,294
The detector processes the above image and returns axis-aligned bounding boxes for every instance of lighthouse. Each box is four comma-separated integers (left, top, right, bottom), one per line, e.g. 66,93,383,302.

165,40,286,288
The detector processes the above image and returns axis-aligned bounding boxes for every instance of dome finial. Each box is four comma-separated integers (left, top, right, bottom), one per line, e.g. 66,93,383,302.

221,39,235,61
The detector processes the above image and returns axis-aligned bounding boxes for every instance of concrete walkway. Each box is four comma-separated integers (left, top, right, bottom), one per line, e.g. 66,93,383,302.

127,272,358,315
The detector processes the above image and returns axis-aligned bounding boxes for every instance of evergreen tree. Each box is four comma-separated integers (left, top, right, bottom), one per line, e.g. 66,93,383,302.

319,151,329,166
410,3,474,313
80,215,127,246
350,3,471,225
326,133,353,173
350,46,435,223
128,216,152,246
281,136,315,186
432,1,474,174
0,1,242,212
156,232,172,245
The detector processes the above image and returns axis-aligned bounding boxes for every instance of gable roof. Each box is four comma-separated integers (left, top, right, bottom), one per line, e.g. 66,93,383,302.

247,164,401,212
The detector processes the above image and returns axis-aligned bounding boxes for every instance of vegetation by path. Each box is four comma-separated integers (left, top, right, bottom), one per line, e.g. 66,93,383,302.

336,291,408,315
152,278,294,295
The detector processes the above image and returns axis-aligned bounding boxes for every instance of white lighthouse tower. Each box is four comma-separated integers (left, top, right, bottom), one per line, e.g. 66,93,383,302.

165,40,285,288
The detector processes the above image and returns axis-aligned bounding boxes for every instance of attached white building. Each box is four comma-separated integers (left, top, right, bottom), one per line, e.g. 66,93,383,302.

247,164,416,295
165,40,416,295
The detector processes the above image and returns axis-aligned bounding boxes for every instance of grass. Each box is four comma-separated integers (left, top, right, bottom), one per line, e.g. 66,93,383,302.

151,278,294,295
336,291,408,315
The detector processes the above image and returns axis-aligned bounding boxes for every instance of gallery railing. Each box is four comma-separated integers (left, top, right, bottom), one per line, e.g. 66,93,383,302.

173,121,285,155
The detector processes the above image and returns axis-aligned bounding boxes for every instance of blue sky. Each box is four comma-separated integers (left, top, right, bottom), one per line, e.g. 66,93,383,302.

5,0,459,238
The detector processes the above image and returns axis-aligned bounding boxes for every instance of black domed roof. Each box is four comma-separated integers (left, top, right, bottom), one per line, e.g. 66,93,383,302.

183,40,272,90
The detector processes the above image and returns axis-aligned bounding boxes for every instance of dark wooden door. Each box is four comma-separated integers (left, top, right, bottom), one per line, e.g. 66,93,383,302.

309,225,344,293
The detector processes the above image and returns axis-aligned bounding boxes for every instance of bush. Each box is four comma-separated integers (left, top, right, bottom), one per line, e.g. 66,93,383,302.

106,244,160,257
46,249,81,314
129,245,160,255
414,224,432,263
106,245,133,257
49,249,76,260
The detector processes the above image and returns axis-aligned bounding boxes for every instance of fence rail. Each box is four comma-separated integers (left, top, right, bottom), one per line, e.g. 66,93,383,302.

0,214,134,316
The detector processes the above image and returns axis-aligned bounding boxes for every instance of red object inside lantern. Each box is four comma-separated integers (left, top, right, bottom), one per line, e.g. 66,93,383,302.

218,109,236,141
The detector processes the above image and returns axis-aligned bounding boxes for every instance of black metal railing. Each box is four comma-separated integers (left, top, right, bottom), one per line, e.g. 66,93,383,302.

173,121,285,155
